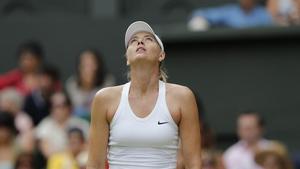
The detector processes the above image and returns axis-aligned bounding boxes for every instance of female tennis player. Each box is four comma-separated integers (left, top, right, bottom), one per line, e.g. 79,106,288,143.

87,21,201,169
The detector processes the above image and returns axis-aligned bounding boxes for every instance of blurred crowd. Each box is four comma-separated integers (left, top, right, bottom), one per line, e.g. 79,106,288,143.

0,41,115,169
0,40,299,169
188,0,300,31
199,112,296,169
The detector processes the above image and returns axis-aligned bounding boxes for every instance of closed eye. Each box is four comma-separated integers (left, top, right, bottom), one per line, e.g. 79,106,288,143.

129,38,138,45
145,37,154,42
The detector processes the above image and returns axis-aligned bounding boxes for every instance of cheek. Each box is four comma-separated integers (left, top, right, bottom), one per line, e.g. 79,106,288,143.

125,49,135,63
149,44,162,58
126,47,135,57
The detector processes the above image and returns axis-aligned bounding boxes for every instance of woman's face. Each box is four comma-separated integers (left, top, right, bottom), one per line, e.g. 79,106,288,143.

79,51,99,83
51,93,70,123
126,32,164,66
19,52,40,73
68,131,84,155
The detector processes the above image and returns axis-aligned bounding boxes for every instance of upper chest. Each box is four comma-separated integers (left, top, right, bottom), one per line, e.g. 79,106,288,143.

107,84,181,125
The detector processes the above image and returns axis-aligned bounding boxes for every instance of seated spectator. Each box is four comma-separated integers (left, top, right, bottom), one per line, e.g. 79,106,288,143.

223,112,272,169
0,88,34,153
0,112,18,169
177,124,225,169
14,152,36,169
35,91,89,158
0,88,33,135
202,149,225,169
47,128,88,169
255,141,294,169
23,65,60,126
267,0,300,25
66,49,115,120
188,0,273,31
201,124,225,169
0,40,44,96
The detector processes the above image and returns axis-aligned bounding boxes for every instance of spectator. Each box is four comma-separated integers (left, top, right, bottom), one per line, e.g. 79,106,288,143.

66,49,115,120
0,41,43,96
223,112,272,169
267,0,300,25
0,88,33,134
35,91,89,159
201,124,225,169
177,124,222,169
255,141,294,169
47,128,88,169
23,65,60,126
188,0,273,31
0,112,18,169
202,150,225,169
0,88,34,153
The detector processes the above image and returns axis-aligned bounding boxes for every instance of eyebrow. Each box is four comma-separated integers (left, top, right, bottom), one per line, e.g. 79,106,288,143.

131,35,138,40
131,34,154,40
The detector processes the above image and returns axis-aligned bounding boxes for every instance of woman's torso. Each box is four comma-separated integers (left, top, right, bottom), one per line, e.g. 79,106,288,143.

107,81,181,169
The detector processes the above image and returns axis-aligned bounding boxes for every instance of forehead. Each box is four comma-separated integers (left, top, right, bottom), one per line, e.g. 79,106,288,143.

80,52,96,61
131,31,154,39
20,52,39,59
238,114,258,125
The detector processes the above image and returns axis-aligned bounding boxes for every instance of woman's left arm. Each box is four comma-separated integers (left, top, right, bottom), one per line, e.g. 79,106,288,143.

179,87,201,169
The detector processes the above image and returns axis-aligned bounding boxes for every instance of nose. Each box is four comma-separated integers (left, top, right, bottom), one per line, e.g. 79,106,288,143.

137,39,144,46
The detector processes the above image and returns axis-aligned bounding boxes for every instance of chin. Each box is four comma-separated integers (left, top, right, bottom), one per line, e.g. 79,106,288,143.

135,53,148,58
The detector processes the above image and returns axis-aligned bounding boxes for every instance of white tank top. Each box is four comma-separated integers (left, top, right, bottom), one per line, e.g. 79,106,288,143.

108,80,179,169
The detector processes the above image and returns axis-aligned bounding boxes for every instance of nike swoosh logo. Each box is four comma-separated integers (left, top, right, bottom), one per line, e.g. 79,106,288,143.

158,121,168,125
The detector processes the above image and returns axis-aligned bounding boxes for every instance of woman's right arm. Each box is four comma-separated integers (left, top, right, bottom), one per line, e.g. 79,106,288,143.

86,90,110,169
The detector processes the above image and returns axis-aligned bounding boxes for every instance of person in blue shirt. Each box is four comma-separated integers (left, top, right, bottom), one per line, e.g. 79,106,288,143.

189,0,273,30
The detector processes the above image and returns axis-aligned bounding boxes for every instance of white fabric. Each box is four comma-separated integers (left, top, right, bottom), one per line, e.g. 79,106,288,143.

125,21,164,51
35,116,90,154
223,139,271,169
66,74,116,109
108,80,179,169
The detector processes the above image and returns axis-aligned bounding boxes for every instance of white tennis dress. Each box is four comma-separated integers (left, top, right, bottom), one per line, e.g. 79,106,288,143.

108,80,179,169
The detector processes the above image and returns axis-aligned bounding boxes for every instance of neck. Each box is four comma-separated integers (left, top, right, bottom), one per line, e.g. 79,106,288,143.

130,63,160,95
55,116,69,126
244,139,260,149
81,80,94,90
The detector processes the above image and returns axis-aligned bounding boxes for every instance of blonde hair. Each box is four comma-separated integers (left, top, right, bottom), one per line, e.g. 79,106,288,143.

159,61,168,82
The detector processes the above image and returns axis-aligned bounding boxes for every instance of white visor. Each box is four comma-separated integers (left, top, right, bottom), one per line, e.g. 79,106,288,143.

125,21,164,51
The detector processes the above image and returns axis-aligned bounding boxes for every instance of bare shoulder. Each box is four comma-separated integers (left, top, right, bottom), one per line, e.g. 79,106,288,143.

93,85,123,104
91,85,125,121
165,83,198,122
165,83,195,100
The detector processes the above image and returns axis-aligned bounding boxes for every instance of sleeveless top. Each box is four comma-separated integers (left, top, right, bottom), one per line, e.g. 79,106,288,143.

108,80,179,169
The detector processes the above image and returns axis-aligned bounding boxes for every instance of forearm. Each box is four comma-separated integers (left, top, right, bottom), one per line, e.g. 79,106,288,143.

86,160,107,169
86,149,107,169
185,159,202,169
86,165,102,169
